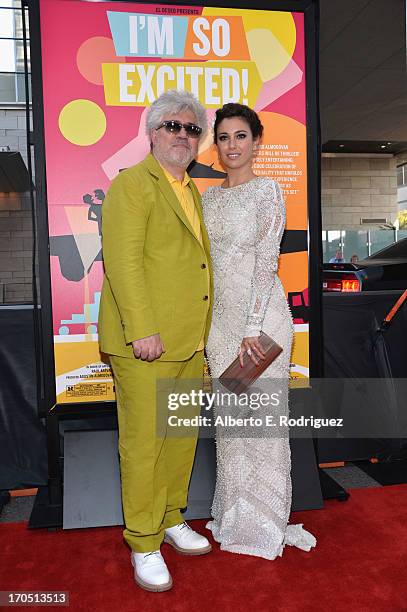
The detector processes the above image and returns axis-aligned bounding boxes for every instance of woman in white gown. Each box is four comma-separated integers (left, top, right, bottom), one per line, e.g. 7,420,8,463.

202,103,316,560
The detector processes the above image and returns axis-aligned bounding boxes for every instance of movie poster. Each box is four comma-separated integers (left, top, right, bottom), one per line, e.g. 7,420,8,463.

39,0,309,404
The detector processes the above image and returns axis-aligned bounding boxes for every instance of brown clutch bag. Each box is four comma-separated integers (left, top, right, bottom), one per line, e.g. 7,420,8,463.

219,331,283,395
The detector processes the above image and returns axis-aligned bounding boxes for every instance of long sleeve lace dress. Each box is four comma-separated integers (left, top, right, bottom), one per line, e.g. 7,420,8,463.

202,176,316,560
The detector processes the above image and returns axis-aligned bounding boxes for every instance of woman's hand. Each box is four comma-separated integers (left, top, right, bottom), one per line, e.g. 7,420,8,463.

239,336,266,367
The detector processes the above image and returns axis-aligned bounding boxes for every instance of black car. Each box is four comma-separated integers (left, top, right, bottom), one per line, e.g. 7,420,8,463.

323,238,407,292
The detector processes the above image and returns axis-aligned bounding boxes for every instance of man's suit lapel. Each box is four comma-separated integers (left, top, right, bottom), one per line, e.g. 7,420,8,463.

189,179,211,258
144,153,196,239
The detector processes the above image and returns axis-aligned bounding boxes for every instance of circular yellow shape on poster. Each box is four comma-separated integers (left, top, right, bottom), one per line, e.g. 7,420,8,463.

58,100,106,146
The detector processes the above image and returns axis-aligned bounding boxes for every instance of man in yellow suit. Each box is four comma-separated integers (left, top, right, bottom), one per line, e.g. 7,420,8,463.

99,91,213,592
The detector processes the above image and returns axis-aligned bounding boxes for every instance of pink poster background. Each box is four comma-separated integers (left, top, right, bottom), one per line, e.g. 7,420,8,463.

39,0,306,336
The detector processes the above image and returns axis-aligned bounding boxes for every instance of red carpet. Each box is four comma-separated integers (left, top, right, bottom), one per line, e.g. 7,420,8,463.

1,485,407,612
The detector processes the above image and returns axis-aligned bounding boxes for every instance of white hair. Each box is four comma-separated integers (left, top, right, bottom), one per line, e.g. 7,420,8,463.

146,90,208,139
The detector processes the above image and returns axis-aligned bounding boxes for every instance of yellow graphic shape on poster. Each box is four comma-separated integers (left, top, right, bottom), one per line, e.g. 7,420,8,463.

290,330,309,383
102,61,262,108
246,29,293,81
55,341,115,403
54,341,103,377
59,99,107,146
202,7,296,78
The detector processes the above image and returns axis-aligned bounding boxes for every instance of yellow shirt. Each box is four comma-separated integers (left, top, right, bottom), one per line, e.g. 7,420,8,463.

161,166,202,243
161,165,208,350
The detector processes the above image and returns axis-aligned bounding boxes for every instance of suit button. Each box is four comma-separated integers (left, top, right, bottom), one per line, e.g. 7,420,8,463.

203,295,208,301
201,263,206,269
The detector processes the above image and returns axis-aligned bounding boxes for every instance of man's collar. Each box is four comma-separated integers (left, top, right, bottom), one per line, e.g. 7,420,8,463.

144,153,189,186
158,161,190,187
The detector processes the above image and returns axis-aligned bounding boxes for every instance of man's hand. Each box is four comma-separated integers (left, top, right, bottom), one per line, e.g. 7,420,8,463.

132,334,165,361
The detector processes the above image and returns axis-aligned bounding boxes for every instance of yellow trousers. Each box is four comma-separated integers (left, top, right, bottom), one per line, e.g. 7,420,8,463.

110,350,204,553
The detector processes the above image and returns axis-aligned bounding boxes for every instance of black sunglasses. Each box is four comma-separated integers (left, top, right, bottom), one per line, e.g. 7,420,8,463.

156,120,203,138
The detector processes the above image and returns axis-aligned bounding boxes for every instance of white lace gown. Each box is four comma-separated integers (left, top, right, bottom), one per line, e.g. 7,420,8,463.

202,176,316,560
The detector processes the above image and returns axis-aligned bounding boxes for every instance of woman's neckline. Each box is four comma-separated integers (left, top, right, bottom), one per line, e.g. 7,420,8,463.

219,175,263,190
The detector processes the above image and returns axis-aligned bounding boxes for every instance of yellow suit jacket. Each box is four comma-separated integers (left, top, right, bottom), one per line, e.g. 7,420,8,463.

98,153,213,360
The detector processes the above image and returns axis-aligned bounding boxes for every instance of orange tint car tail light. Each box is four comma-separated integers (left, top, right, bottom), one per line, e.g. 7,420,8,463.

341,279,360,292
323,278,361,292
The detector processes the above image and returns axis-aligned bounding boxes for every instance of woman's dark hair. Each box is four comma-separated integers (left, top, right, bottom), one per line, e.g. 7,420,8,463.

213,103,264,143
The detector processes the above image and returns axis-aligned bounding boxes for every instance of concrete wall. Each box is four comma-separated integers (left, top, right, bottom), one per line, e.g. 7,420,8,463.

0,107,32,303
321,155,398,230
0,108,29,166
0,192,33,303
396,153,407,213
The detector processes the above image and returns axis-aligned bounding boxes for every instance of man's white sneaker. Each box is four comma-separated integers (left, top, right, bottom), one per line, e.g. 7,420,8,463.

164,522,212,555
131,550,173,592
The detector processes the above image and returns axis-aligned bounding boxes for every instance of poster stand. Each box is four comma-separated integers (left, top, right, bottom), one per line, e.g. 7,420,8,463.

28,0,327,529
